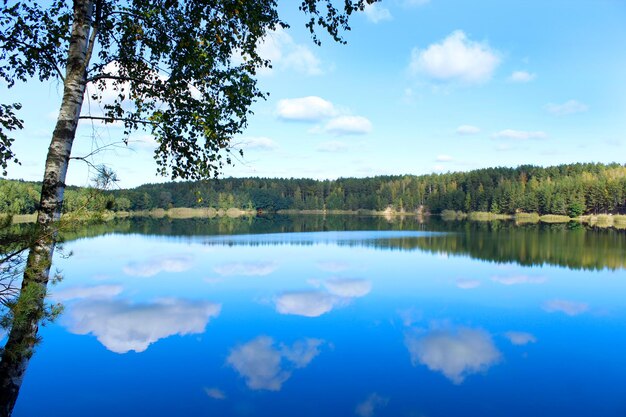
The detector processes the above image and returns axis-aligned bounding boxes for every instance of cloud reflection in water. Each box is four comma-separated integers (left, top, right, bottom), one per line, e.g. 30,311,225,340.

123,255,194,277
405,326,502,384
355,393,389,417
505,331,537,345
65,298,221,353
456,278,481,289
213,261,278,276
316,260,350,272
543,299,589,316
324,278,372,298
276,291,341,317
50,284,123,301
276,278,372,317
492,274,546,285
227,336,324,391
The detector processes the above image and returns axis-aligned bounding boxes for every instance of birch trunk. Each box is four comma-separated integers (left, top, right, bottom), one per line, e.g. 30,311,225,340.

0,1,94,415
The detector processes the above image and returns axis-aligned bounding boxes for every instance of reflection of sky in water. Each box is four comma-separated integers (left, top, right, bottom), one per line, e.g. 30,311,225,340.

226,336,323,391
64,298,221,353
10,228,626,416
404,325,502,384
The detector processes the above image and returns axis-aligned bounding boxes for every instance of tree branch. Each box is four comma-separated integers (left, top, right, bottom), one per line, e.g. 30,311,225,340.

7,38,65,83
86,74,154,84
84,0,101,70
77,115,159,125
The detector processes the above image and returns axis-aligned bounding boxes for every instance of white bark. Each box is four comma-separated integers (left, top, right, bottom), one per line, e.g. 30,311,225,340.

0,1,95,415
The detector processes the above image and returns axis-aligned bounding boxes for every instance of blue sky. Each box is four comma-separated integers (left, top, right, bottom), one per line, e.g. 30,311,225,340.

3,0,626,188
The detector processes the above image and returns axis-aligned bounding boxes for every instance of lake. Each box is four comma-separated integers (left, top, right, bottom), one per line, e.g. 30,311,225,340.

5,216,626,416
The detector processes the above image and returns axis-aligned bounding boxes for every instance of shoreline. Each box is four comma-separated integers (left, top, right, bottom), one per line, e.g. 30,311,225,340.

4,209,626,230
441,210,626,229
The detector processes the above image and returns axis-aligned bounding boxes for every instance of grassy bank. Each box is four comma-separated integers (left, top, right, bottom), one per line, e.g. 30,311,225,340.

441,210,626,229
4,207,256,224
124,207,254,219
277,208,425,217
581,214,626,230
5,208,626,230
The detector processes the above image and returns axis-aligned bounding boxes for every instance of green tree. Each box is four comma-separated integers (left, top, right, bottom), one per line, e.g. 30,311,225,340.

113,196,131,211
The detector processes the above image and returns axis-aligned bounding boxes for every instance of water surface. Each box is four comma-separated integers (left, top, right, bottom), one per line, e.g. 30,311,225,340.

6,216,626,416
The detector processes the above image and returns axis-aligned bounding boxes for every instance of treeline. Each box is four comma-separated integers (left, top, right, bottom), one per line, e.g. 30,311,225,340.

2,162,626,216
0,180,112,214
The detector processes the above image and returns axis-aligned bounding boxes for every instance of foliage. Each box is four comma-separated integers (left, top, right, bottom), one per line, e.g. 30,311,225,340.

0,104,23,176
1,0,378,181
114,163,626,215
2,163,626,216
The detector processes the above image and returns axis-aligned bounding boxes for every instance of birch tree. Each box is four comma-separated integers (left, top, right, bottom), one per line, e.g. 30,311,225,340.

0,1,376,414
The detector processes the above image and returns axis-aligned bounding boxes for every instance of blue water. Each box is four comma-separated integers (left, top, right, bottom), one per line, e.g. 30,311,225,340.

9,225,626,416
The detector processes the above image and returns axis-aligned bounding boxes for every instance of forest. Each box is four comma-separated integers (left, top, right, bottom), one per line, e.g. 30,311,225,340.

1,162,625,216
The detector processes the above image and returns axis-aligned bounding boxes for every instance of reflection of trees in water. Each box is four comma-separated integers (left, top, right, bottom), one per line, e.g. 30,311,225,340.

56,216,626,271
56,214,429,241
0,220,63,416
362,223,626,271
0,220,31,307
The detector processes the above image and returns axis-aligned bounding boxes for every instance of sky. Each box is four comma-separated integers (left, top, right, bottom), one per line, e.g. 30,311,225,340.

3,0,626,188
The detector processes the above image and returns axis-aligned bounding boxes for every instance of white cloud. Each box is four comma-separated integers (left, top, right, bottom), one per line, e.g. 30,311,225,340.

213,261,278,276
409,30,501,84
204,387,226,400
543,299,589,316
127,134,157,150
355,393,389,417
545,100,589,116
493,129,547,140
456,279,481,289
405,326,501,384
82,61,167,119
492,274,546,285
436,154,453,162
84,62,127,107
363,3,392,23
325,116,373,135
51,284,123,302
276,96,337,122
317,140,348,153
433,164,446,172
509,71,536,83
505,331,537,346
275,291,342,317
123,255,194,277
323,278,372,298
240,136,278,151
282,45,323,76
227,336,323,391
276,97,372,135
256,28,323,76
456,125,481,135
65,298,221,353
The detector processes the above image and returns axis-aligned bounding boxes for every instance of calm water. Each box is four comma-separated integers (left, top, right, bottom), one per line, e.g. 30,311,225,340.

6,216,626,416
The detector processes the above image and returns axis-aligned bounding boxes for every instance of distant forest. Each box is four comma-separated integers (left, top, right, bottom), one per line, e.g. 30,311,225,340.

1,162,625,216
